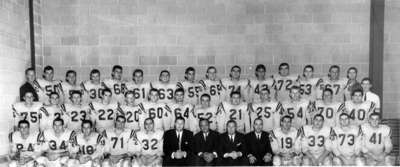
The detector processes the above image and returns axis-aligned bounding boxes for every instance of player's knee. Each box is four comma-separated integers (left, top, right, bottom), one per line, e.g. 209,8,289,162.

35,156,48,166
59,156,69,164
66,158,78,167
322,156,332,166
101,159,112,167
354,156,366,166
384,155,396,166
272,156,281,166
332,157,343,166
121,158,132,167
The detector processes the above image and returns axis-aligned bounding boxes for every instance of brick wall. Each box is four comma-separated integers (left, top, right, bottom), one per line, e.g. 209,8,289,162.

384,0,400,119
41,0,370,82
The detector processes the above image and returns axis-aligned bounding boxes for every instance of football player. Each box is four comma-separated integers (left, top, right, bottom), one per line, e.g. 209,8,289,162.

199,66,224,106
117,91,141,131
39,92,65,131
191,94,222,133
35,65,61,104
314,88,345,127
8,120,44,167
220,65,250,102
298,65,322,102
177,67,203,105
361,77,381,113
125,69,152,105
165,88,195,129
62,90,90,132
249,64,276,103
102,115,136,167
12,91,43,132
361,113,395,166
58,70,83,104
273,63,299,102
317,65,348,102
270,116,302,166
89,88,119,133
300,114,333,166
249,88,282,132
217,91,251,134
331,113,364,166
344,88,376,126
81,69,104,103
138,89,172,131
281,86,313,129
151,70,177,104
102,65,127,103
136,118,164,167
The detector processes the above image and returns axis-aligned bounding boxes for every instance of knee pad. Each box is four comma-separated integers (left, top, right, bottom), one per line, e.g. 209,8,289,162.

355,156,366,166
332,157,343,166
273,156,281,166
322,156,332,166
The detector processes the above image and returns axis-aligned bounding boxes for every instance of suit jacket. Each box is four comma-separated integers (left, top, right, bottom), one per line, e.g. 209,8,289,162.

193,130,219,156
245,131,273,165
219,131,246,157
163,129,193,164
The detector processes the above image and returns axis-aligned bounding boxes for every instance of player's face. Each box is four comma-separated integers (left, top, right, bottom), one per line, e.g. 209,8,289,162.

230,94,241,105
125,93,135,105
149,91,159,102
186,70,195,82
23,92,34,105
115,118,126,129
82,123,92,136
71,93,82,105
200,96,210,108
281,118,292,130
351,92,363,104
347,69,357,80
206,68,217,80
53,121,64,134
160,72,170,83
26,70,36,82
329,68,339,80
91,72,100,83
230,67,241,80
112,68,122,80
49,94,60,105
19,123,29,135
322,91,333,103
227,122,236,135
133,72,143,83
174,91,184,103
256,68,265,79
339,115,350,127
66,73,76,84
290,88,301,101
369,115,380,128
144,119,154,132
102,91,112,103
199,120,210,133
303,67,313,78
254,120,263,133
279,65,289,76
259,90,270,102
312,116,324,129
43,69,54,81
175,119,184,131
361,80,371,92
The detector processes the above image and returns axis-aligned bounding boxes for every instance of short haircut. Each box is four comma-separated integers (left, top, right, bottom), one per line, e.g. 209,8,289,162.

369,112,381,119
175,116,185,123
25,67,35,74
124,90,135,97
70,90,82,97
323,88,333,95
185,67,195,74
200,93,211,100
259,87,270,94
313,114,324,121
112,65,123,72
351,88,364,96
226,119,237,127
199,118,209,125
49,91,59,98
175,87,185,94
18,120,30,128
304,65,314,72
255,64,266,71
253,118,263,124
133,69,143,76
102,88,112,96
279,63,289,70
206,66,216,73
81,120,93,128
281,115,292,122
231,65,241,72
24,90,35,96
53,117,64,126
116,115,126,122
43,65,54,72
339,113,349,118
347,67,358,74
361,77,371,84
144,117,154,124
230,91,241,98
160,70,170,77
66,70,76,77
290,85,301,92
90,69,100,75
149,88,159,95
329,65,340,72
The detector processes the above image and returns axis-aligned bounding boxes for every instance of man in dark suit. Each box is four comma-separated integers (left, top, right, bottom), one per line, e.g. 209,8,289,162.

245,118,273,165
193,118,220,166
219,120,247,166
163,116,193,166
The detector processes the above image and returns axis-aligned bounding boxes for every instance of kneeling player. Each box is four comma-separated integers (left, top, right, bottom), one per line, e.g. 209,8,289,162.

136,118,164,166
300,114,334,166
361,113,395,166
270,116,302,166
331,113,364,165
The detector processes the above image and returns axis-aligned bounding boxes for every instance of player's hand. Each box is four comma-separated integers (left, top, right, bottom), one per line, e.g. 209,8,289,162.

181,151,187,158
174,151,183,159
203,153,213,163
248,155,257,164
110,155,121,164
263,153,272,162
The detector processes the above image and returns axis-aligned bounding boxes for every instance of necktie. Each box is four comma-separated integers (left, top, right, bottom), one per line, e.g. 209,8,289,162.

177,132,181,150
204,133,207,141
257,134,261,140
230,135,234,143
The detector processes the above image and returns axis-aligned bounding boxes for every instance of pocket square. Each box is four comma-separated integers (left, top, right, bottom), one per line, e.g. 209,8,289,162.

236,142,241,146
185,141,188,144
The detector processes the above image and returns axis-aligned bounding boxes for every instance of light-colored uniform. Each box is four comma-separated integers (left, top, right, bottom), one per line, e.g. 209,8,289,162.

177,80,203,105
117,104,142,131
41,129,76,166
102,79,127,104
270,127,302,166
191,105,222,133
220,78,250,102
72,132,105,166
344,100,376,126
361,123,394,166
12,102,43,132
248,77,276,103
138,102,172,131
217,102,251,134
89,102,119,132
249,101,282,132
314,101,345,127
281,99,313,129
81,81,104,103
331,125,362,165
35,78,60,104
150,81,177,104
125,81,152,105
273,74,299,102
9,131,44,167
165,102,194,129
58,82,83,104
298,77,322,102
317,77,349,102
199,79,224,106
39,105,65,131
300,125,334,165
61,103,90,132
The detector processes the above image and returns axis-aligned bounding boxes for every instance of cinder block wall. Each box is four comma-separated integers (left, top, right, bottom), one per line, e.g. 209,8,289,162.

41,0,370,82
384,0,400,119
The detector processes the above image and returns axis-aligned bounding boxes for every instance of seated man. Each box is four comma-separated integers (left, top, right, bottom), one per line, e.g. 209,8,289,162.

136,118,164,167
192,119,220,166
219,120,247,166
245,118,273,166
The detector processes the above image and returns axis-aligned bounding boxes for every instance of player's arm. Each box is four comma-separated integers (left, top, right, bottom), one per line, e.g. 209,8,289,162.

269,131,281,155
244,104,251,133
216,103,226,133
383,127,393,154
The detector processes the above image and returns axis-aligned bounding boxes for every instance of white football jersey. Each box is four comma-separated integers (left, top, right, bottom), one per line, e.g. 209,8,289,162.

81,81,104,103
191,105,222,133
103,128,136,155
41,129,76,154
117,104,142,131
12,102,43,132
177,80,203,105
102,78,127,103
300,125,334,157
331,125,362,157
136,130,164,156
39,105,65,131
317,77,349,102
9,131,42,156
199,79,224,105
73,132,105,159
249,77,276,103
58,81,83,104
61,103,90,131
220,78,250,102
273,74,299,102
314,101,345,127
344,100,375,126
270,127,301,155
125,81,152,105
165,102,195,129
281,99,313,129
298,77,322,102
34,78,61,104
218,102,251,134
138,102,172,131
89,102,119,132
249,101,282,132
150,81,177,104
360,123,392,155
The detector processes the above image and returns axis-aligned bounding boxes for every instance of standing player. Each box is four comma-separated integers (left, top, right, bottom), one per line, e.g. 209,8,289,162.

318,65,348,102
71,120,105,166
249,88,282,132
89,88,119,133
270,116,302,166
344,67,361,101
361,78,381,112
220,65,250,102
138,89,172,131
165,88,195,129
191,94,223,133
177,67,203,105
344,89,376,126
39,92,65,131
117,91,141,131
58,70,83,104
360,113,395,166
12,91,42,132
102,116,136,167
273,63,299,102
298,65,322,102
331,113,364,166
300,114,334,166
136,118,164,166
217,91,251,134
281,86,313,129
81,69,104,103
199,66,224,106
62,90,90,132
151,70,177,104
35,65,61,104
125,69,152,105
8,120,43,167
314,88,345,127
249,64,276,103
102,65,127,103
40,118,76,166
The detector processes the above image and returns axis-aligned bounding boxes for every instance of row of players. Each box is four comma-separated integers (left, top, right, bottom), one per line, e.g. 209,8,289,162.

21,63,380,110
10,110,394,166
